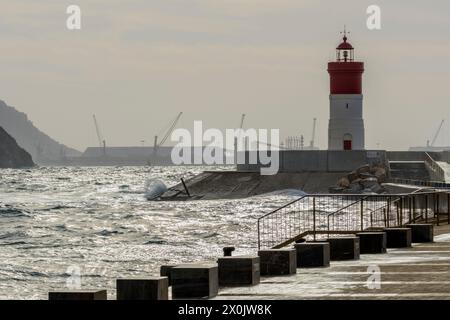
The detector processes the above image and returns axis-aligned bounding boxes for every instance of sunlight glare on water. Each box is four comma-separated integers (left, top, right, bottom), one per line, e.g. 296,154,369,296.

0,166,304,299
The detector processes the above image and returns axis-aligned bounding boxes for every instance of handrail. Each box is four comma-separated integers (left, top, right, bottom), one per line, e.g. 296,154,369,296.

388,177,450,189
326,196,369,218
257,195,307,220
425,152,446,182
257,190,450,249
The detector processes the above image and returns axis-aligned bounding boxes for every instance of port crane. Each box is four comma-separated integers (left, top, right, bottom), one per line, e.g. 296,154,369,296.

239,114,246,130
92,114,106,154
428,119,445,147
153,112,183,155
310,118,317,149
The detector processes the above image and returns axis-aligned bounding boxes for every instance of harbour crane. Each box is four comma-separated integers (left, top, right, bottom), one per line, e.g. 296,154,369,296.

93,114,106,155
310,118,317,148
93,114,103,148
239,114,246,130
429,119,445,147
153,112,183,155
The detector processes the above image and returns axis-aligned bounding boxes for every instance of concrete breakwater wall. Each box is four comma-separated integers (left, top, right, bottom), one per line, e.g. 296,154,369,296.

161,171,345,199
237,150,387,173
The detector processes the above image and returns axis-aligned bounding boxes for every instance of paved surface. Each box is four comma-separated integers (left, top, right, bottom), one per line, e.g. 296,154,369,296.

215,224,450,300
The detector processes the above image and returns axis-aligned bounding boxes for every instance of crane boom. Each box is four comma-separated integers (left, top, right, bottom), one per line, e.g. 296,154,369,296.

93,114,103,148
310,118,317,148
157,112,183,148
239,114,246,129
431,119,445,147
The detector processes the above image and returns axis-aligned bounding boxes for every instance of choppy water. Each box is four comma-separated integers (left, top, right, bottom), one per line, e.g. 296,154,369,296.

0,166,304,299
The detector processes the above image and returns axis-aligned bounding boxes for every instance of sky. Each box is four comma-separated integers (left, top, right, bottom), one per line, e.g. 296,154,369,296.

0,0,449,151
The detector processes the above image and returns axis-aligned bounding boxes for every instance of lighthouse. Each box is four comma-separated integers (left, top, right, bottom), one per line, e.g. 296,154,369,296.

328,30,365,150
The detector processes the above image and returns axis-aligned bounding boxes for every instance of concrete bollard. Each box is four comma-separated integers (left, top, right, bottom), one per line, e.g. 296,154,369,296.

171,264,218,299
405,224,434,243
384,228,412,248
116,277,168,300
327,237,360,260
294,242,330,268
223,247,235,257
160,265,177,285
356,232,387,254
48,290,107,300
258,249,296,276
217,256,260,286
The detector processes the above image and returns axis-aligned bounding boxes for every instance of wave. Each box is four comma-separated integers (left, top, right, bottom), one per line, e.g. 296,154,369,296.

144,179,168,200
0,207,30,218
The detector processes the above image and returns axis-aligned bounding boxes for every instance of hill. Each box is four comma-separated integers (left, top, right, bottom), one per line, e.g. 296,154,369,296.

0,126,34,168
0,100,80,164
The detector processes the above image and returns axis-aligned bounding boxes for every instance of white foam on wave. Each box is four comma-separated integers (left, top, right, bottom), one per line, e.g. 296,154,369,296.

144,178,168,200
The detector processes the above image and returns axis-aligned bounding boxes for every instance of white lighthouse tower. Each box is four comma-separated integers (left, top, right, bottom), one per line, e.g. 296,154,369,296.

328,30,365,150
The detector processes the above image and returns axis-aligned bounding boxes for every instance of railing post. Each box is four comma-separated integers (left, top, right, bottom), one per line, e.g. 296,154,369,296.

383,208,387,227
387,197,390,228
400,197,403,226
409,196,412,224
313,197,316,241
448,192,450,225
412,195,416,223
436,193,440,226
257,219,261,250
425,194,429,223
360,199,364,231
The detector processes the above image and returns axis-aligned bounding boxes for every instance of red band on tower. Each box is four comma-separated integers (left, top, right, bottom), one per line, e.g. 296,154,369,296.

328,62,364,94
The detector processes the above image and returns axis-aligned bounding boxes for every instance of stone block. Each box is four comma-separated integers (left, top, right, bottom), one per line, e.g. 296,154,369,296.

116,277,168,300
258,249,296,276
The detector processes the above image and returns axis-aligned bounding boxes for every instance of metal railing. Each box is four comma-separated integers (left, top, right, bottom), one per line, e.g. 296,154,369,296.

387,177,450,189
425,152,446,182
257,190,450,249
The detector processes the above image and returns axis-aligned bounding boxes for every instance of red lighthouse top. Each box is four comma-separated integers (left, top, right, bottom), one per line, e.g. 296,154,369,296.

328,29,364,94
336,28,354,62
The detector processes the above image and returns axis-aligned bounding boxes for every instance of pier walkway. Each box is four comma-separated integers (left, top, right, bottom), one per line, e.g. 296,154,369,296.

216,224,450,300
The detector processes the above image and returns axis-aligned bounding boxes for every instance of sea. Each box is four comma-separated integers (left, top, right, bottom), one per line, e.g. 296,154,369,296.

0,166,304,299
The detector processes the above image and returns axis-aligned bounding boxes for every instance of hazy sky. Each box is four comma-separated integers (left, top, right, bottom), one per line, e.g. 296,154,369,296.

0,0,449,151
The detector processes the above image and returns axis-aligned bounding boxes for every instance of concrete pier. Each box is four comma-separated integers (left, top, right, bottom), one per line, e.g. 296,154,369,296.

294,242,330,268
384,228,412,248
116,277,168,300
218,256,260,286
215,224,450,300
48,290,107,300
356,232,387,254
171,264,219,299
406,224,434,243
328,237,360,260
160,265,176,285
258,249,296,276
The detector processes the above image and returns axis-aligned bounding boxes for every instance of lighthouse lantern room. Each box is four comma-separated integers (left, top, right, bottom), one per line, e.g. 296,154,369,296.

327,29,365,150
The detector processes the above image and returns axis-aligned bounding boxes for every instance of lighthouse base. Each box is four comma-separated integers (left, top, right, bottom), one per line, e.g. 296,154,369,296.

328,94,365,151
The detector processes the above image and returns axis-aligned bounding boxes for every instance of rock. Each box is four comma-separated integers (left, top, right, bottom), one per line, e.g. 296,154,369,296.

347,171,359,182
356,165,371,175
349,181,363,192
374,168,387,183
360,177,378,189
337,177,350,188
369,183,383,193
0,127,34,168
359,172,375,179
